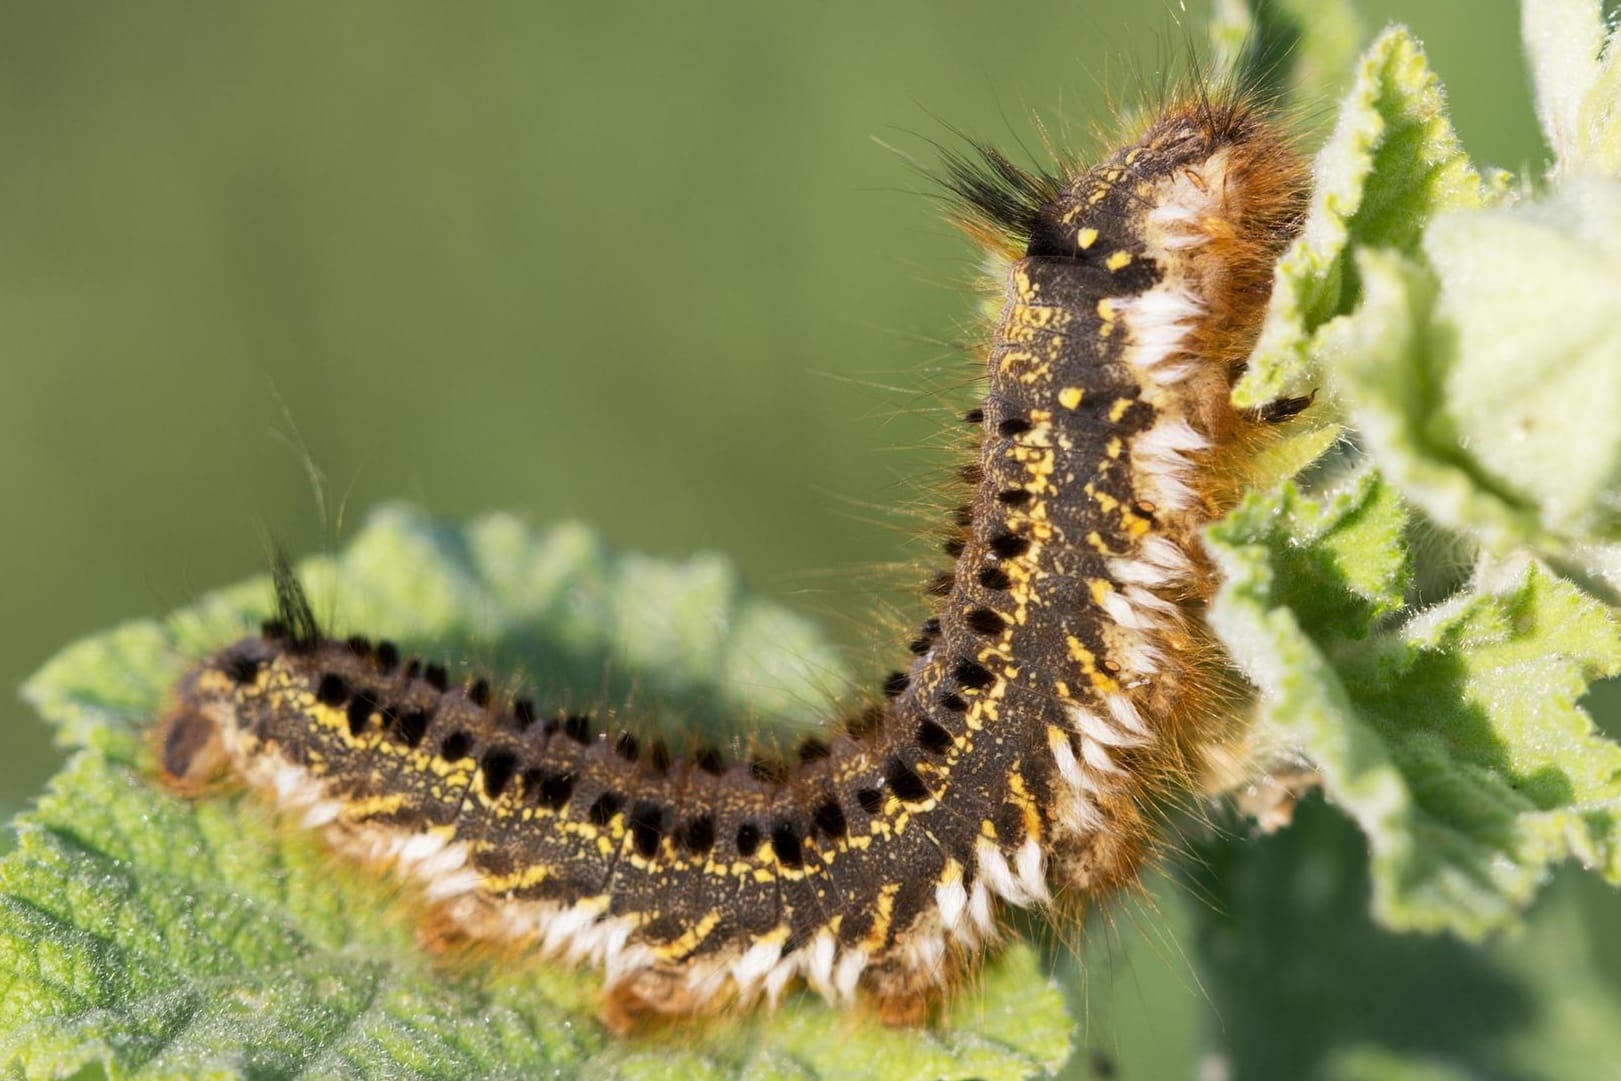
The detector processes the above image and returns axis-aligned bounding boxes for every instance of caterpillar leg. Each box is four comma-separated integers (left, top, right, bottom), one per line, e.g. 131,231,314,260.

154,706,233,795
599,968,734,1034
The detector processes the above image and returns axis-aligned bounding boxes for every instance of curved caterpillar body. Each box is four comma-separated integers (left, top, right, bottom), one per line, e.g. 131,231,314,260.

159,91,1308,1030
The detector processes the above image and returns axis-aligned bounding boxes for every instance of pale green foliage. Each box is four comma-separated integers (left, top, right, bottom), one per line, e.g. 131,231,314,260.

1214,0,1621,943
1235,26,1492,409
1339,181,1621,555
1,507,1072,1081
1522,0,1621,176
1193,3,1621,1077
1208,475,1621,938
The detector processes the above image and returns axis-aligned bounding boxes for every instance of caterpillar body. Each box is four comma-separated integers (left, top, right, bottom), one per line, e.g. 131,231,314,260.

158,89,1309,1031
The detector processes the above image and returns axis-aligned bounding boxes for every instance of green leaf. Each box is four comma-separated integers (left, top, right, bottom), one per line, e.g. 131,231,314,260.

1334,175,1621,555
1522,0,1621,176
1235,26,1491,408
3,506,1073,1081
1208,473,1621,939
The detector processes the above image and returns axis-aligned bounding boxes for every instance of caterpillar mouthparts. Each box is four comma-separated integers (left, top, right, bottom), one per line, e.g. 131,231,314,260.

158,88,1309,1032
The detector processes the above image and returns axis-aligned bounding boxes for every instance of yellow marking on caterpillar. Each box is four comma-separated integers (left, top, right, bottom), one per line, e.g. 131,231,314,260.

1010,303,1066,330
1119,507,1153,538
997,349,1040,377
1066,635,1121,695
340,793,410,820
1047,724,1073,760
1014,267,1038,302
964,698,989,732
481,859,555,893
1006,769,1042,840
860,883,902,950
652,910,724,962
1088,670,1120,694
1088,578,1114,607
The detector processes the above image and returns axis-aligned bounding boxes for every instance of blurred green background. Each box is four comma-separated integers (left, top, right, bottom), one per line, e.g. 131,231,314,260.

6,2,1614,1078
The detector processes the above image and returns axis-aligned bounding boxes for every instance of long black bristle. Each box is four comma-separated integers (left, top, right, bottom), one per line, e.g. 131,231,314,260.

269,547,321,652
937,141,1063,242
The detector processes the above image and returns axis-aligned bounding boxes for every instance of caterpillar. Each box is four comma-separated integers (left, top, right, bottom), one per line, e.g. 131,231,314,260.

156,82,1309,1032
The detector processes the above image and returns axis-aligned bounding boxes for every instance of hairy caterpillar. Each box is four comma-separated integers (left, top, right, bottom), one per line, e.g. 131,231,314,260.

156,83,1309,1032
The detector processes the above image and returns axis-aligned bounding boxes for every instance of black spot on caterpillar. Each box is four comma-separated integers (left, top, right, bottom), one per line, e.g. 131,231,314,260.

156,83,1310,1032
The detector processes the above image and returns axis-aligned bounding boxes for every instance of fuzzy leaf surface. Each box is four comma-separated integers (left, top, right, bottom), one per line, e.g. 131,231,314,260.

1235,25,1489,408
1208,474,1621,939
1522,0,1621,175
1335,176,1621,556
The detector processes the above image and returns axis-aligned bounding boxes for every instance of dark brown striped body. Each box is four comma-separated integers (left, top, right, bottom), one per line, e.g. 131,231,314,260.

163,97,1307,1025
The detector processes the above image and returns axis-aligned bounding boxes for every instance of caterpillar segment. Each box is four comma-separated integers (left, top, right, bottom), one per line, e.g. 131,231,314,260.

159,93,1307,1029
